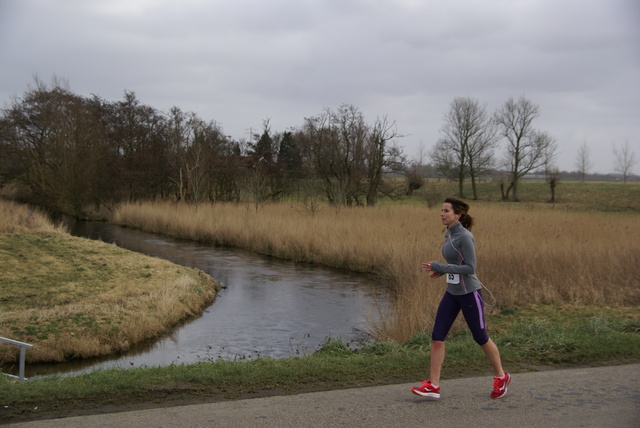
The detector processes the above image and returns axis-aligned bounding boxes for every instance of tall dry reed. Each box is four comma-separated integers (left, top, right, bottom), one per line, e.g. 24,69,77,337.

0,199,65,234
113,201,640,343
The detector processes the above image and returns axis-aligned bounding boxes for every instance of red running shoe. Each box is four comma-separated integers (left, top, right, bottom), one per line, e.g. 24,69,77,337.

411,379,441,398
491,372,512,399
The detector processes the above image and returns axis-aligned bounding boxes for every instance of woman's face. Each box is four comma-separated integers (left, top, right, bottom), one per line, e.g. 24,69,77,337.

440,202,459,227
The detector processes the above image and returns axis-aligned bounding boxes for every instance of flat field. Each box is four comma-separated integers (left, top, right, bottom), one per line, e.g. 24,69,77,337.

0,181,639,424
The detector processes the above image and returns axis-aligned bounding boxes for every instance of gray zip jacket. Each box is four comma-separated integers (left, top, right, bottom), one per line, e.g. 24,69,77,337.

431,222,482,295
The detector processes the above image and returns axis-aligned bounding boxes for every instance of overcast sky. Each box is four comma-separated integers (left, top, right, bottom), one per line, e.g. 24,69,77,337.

1,0,638,173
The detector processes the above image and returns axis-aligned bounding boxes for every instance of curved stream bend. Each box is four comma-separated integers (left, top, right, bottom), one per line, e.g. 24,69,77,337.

13,222,387,377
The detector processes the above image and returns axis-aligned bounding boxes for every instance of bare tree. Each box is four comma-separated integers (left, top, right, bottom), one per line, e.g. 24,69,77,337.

613,140,638,183
365,115,401,206
434,99,470,197
541,136,559,181
299,105,404,206
1,76,253,213
461,101,499,199
243,162,271,212
1,77,107,215
107,91,171,201
431,97,498,199
303,105,366,206
495,96,556,201
429,138,458,183
183,138,208,206
574,141,592,182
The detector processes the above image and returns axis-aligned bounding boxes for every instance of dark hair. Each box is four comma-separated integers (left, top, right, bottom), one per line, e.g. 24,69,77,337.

445,196,474,230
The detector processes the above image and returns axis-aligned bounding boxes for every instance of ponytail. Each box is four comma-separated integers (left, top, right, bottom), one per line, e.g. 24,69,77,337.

444,196,474,230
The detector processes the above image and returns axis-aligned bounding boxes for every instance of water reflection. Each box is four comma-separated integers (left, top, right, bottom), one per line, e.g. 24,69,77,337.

9,222,386,377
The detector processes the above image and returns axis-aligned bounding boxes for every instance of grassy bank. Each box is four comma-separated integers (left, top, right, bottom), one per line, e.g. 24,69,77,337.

1,304,638,424
0,200,220,363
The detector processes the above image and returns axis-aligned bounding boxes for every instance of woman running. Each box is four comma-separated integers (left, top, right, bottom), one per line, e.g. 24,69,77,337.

411,196,511,399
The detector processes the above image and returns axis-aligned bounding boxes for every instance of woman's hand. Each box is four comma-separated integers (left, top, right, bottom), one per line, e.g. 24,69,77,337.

422,262,442,278
421,262,434,271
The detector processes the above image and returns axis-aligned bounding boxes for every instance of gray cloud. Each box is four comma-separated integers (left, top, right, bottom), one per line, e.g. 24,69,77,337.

1,0,638,173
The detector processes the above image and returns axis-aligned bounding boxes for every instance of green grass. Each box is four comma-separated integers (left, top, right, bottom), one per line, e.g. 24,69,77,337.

1,305,638,422
408,179,640,212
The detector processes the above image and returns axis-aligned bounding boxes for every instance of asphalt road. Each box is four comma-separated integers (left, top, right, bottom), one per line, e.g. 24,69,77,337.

7,364,640,428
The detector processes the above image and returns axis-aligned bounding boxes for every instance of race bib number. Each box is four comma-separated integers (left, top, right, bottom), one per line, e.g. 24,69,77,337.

446,273,460,284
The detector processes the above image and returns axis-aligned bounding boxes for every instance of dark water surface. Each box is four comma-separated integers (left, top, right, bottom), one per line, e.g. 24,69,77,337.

11,222,387,378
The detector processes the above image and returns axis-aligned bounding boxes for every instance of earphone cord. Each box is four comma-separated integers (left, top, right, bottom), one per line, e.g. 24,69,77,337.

477,278,497,308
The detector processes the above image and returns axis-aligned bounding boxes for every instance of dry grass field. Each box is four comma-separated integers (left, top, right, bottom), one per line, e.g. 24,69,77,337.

113,200,640,343
1,191,639,423
0,200,220,363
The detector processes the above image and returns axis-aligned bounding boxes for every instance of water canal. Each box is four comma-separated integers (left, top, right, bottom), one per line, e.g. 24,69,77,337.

13,222,387,377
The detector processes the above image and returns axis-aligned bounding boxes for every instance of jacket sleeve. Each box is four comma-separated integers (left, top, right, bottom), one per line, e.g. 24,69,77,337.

431,234,476,275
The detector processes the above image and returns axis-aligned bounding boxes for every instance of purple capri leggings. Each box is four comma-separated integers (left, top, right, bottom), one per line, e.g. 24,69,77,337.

432,290,489,345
